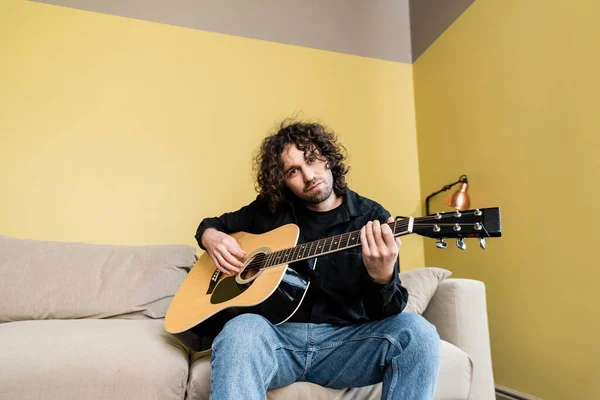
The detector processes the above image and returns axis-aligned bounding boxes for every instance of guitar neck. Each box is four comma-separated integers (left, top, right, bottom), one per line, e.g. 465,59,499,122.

263,218,414,268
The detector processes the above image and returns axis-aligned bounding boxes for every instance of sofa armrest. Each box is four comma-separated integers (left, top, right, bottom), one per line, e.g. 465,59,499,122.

423,278,495,400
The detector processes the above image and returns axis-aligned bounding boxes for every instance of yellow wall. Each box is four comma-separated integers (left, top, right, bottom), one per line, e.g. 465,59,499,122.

0,0,425,269
414,0,600,399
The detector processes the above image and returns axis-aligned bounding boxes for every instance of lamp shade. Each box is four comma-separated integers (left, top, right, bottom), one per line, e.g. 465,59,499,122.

446,181,470,210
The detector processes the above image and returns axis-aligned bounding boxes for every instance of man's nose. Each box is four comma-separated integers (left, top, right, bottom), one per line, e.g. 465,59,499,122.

303,167,316,182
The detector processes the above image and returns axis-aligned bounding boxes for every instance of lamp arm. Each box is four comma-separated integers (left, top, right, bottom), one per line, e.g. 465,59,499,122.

425,175,468,215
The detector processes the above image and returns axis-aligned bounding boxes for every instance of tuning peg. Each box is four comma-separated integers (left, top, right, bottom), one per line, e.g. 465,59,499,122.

479,237,486,249
456,238,466,250
435,238,448,249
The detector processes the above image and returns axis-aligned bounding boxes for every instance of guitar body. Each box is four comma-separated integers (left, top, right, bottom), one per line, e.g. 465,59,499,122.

164,224,312,336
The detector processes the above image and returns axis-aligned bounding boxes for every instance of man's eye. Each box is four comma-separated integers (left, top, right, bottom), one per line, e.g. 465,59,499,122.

288,169,298,176
308,156,319,164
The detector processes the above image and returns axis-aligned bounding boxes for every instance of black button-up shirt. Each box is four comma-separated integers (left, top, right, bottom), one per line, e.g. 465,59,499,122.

195,189,408,325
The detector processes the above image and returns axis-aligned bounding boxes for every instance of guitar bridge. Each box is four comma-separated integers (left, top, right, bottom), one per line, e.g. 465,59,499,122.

206,269,222,294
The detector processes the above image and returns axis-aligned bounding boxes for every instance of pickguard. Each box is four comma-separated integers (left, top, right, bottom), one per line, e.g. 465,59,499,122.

210,275,247,304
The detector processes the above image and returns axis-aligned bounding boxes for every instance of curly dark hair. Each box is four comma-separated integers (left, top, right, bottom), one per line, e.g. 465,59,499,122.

253,119,349,212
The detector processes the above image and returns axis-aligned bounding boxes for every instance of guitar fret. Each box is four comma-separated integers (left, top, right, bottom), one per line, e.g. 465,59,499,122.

331,234,341,251
296,244,305,260
299,244,307,259
344,233,351,248
324,237,333,252
292,246,299,260
308,241,317,257
278,249,287,265
309,240,319,257
315,239,325,256
303,243,309,258
348,232,359,246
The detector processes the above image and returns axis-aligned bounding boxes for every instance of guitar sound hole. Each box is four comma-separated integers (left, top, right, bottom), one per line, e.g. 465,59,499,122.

240,268,258,280
240,252,267,281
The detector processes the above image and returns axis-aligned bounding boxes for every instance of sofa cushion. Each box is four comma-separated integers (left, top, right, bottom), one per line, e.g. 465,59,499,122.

0,234,197,321
185,339,472,400
0,319,190,400
400,267,452,315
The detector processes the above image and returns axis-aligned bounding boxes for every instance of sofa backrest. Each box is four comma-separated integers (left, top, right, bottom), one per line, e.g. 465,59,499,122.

0,234,197,322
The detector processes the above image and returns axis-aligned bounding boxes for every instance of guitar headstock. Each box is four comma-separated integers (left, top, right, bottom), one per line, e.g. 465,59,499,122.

410,207,501,250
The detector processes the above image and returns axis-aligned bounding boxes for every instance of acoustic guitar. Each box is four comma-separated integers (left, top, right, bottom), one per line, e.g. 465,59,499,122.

164,207,502,336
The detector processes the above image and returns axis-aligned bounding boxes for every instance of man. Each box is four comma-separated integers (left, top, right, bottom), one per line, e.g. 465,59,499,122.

195,120,441,399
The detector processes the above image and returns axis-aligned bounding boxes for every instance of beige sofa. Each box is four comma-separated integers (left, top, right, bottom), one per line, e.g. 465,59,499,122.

0,234,495,400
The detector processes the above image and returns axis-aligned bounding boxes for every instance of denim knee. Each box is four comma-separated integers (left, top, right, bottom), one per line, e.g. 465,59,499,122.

389,312,440,357
212,314,274,355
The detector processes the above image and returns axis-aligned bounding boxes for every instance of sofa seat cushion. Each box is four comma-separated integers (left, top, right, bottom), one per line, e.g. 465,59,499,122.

185,339,472,400
0,319,190,400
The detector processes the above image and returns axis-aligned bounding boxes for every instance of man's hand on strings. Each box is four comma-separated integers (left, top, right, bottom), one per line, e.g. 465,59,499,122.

360,216,400,284
201,228,246,275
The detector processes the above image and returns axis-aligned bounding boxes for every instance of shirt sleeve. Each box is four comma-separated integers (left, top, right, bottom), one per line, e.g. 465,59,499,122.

361,259,408,320
195,196,262,250
360,207,409,320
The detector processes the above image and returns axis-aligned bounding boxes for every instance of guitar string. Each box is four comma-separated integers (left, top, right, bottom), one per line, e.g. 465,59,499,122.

244,224,489,271
242,224,416,274
241,211,488,271
240,210,489,272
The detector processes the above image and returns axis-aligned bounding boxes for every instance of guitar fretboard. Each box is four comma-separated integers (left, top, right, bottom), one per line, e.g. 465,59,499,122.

263,219,411,268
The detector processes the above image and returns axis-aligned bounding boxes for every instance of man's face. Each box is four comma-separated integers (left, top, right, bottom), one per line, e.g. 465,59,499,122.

281,143,334,205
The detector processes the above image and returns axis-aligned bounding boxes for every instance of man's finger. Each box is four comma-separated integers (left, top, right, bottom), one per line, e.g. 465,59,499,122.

215,252,239,274
381,223,397,249
360,226,370,256
222,251,244,269
227,240,247,258
385,217,401,249
386,216,395,233
365,222,378,255
372,220,385,248
213,252,226,272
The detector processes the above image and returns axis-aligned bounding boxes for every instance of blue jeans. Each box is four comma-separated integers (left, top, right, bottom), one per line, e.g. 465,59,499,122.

210,312,441,400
